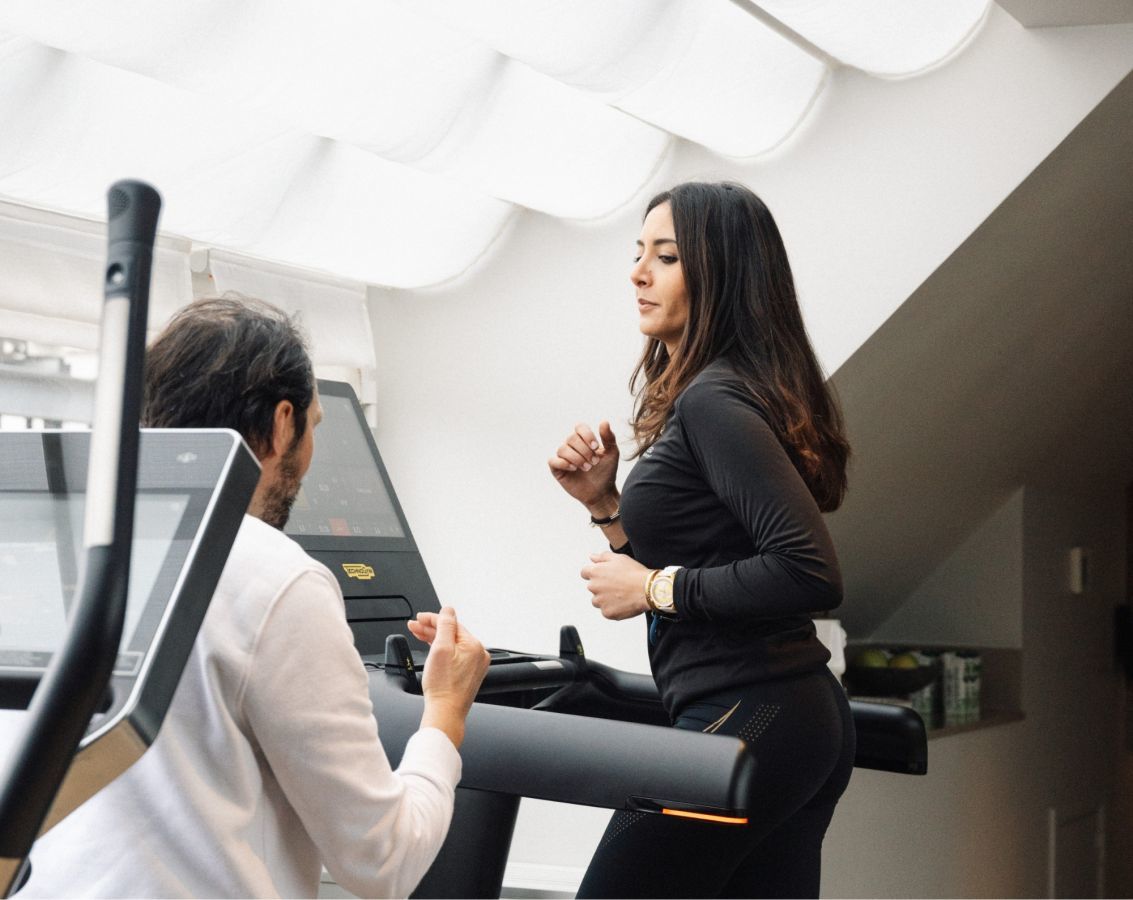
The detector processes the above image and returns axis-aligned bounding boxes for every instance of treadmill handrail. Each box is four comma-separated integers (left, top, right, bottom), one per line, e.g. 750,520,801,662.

0,181,161,873
386,626,928,777
559,655,929,776
583,658,670,703
370,668,758,817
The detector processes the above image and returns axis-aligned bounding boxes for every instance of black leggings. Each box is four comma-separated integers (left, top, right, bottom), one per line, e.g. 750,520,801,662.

575,667,855,899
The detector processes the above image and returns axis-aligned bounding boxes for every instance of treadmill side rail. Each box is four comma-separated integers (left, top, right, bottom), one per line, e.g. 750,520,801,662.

551,657,930,776
370,671,757,818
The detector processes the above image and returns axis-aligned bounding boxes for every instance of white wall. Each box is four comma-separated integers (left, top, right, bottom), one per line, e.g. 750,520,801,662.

364,9,1133,893
368,6,1133,675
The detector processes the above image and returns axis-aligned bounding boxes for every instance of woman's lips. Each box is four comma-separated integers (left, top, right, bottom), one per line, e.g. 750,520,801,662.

637,298,657,311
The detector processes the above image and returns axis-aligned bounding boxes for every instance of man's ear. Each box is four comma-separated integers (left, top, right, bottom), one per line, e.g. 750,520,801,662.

265,399,296,460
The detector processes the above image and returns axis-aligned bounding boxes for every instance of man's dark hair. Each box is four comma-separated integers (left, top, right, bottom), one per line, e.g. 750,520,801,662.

142,294,315,456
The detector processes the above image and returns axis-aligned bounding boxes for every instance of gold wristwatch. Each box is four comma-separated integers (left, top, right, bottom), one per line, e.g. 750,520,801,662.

647,565,681,614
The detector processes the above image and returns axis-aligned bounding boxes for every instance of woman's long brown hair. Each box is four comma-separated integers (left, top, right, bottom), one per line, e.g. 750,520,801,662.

630,182,850,512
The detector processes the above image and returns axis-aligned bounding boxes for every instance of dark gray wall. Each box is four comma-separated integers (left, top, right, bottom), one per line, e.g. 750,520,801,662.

827,71,1133,636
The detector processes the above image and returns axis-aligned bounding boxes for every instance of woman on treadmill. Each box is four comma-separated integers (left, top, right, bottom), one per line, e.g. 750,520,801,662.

548,181,854,898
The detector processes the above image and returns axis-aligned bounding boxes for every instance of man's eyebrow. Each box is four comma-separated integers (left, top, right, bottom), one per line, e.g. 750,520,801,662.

634,238,678,247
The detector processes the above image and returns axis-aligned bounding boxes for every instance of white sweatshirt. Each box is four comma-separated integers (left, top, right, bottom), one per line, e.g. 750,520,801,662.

21,515,461,899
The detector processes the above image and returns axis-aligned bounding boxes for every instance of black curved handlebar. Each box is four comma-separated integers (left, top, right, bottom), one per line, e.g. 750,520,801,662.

0,182,161,885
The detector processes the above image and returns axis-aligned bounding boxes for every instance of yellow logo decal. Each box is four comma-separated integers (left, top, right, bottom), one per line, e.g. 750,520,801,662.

342,563,375,581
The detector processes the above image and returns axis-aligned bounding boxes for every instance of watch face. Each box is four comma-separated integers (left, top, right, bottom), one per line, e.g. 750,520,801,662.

653,576,674,609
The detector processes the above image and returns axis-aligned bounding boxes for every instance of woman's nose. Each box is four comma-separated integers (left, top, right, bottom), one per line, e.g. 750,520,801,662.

631,259,649,287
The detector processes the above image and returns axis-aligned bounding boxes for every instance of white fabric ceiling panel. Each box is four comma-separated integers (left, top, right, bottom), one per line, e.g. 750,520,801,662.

404,0,827,158
0,36,301,245
0,0,666,218
0,200,193,348
0,0,996,295
615,0,825,157
0,0,495,163
749,0,992,77
239,140,514,288
414,62,669,217
397,0,681,95
0,34,512,288
208,251,375,372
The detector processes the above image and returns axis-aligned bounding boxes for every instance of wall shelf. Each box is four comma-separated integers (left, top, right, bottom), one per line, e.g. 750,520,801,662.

927,710,1025,740
845,644,1023,734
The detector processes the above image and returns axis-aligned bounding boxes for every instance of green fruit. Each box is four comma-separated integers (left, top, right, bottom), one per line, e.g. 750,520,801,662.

856,649,889,668
889,652,920,669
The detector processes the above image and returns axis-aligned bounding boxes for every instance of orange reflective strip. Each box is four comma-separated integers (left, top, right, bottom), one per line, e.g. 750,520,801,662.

661,809,748,825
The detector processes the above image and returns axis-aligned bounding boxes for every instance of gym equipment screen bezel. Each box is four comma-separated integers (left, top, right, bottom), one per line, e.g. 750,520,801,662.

283,380,418,554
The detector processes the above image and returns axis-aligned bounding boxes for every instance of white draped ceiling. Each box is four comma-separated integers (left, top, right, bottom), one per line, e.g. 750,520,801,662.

0,0,990,293
0,0,991,413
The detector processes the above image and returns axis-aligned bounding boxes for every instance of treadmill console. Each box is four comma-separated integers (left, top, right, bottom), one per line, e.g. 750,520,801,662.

284,382,438,660
284,382,578,695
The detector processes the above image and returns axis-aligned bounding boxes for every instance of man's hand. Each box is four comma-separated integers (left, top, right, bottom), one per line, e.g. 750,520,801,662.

407,608,490,749
580,552,652,620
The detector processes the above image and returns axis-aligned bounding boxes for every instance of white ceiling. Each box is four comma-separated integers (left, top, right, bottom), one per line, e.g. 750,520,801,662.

0,0,989,289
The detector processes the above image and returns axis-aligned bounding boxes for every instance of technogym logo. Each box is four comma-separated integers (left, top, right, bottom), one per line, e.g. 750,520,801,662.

342,563,375,580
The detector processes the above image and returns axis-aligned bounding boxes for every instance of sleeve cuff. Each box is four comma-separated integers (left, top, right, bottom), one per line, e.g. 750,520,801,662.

674,567,692,620
399,727,463,788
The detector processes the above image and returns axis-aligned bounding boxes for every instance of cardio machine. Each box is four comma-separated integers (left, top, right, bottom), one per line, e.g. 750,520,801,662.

0,182,261,896
286,380,929,899
0,183,926,900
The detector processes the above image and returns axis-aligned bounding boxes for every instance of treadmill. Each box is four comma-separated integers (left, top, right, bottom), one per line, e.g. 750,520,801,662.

0,177,923,896
286,380,929,899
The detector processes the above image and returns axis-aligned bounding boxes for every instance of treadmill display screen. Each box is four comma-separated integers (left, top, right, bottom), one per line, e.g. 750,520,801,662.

285,394,406,539
0,492,192,675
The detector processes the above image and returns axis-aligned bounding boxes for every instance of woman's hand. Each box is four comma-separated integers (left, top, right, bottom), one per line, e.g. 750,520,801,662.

581,551,652,620
547,421,620,513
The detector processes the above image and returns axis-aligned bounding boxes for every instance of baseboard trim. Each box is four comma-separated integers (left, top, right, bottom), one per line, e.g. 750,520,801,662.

501,862,585,899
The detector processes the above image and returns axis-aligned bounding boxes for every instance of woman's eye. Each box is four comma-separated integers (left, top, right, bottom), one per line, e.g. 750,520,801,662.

659,255,678,264
632,255,642,263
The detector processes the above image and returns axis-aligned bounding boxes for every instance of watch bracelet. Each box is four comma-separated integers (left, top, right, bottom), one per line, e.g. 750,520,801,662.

643,567,661,611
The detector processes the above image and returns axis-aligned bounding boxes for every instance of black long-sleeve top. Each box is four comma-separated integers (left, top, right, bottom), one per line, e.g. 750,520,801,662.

619,358,843,718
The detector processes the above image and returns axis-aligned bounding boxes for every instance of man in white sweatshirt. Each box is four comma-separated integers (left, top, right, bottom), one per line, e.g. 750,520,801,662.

20,295,490,899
